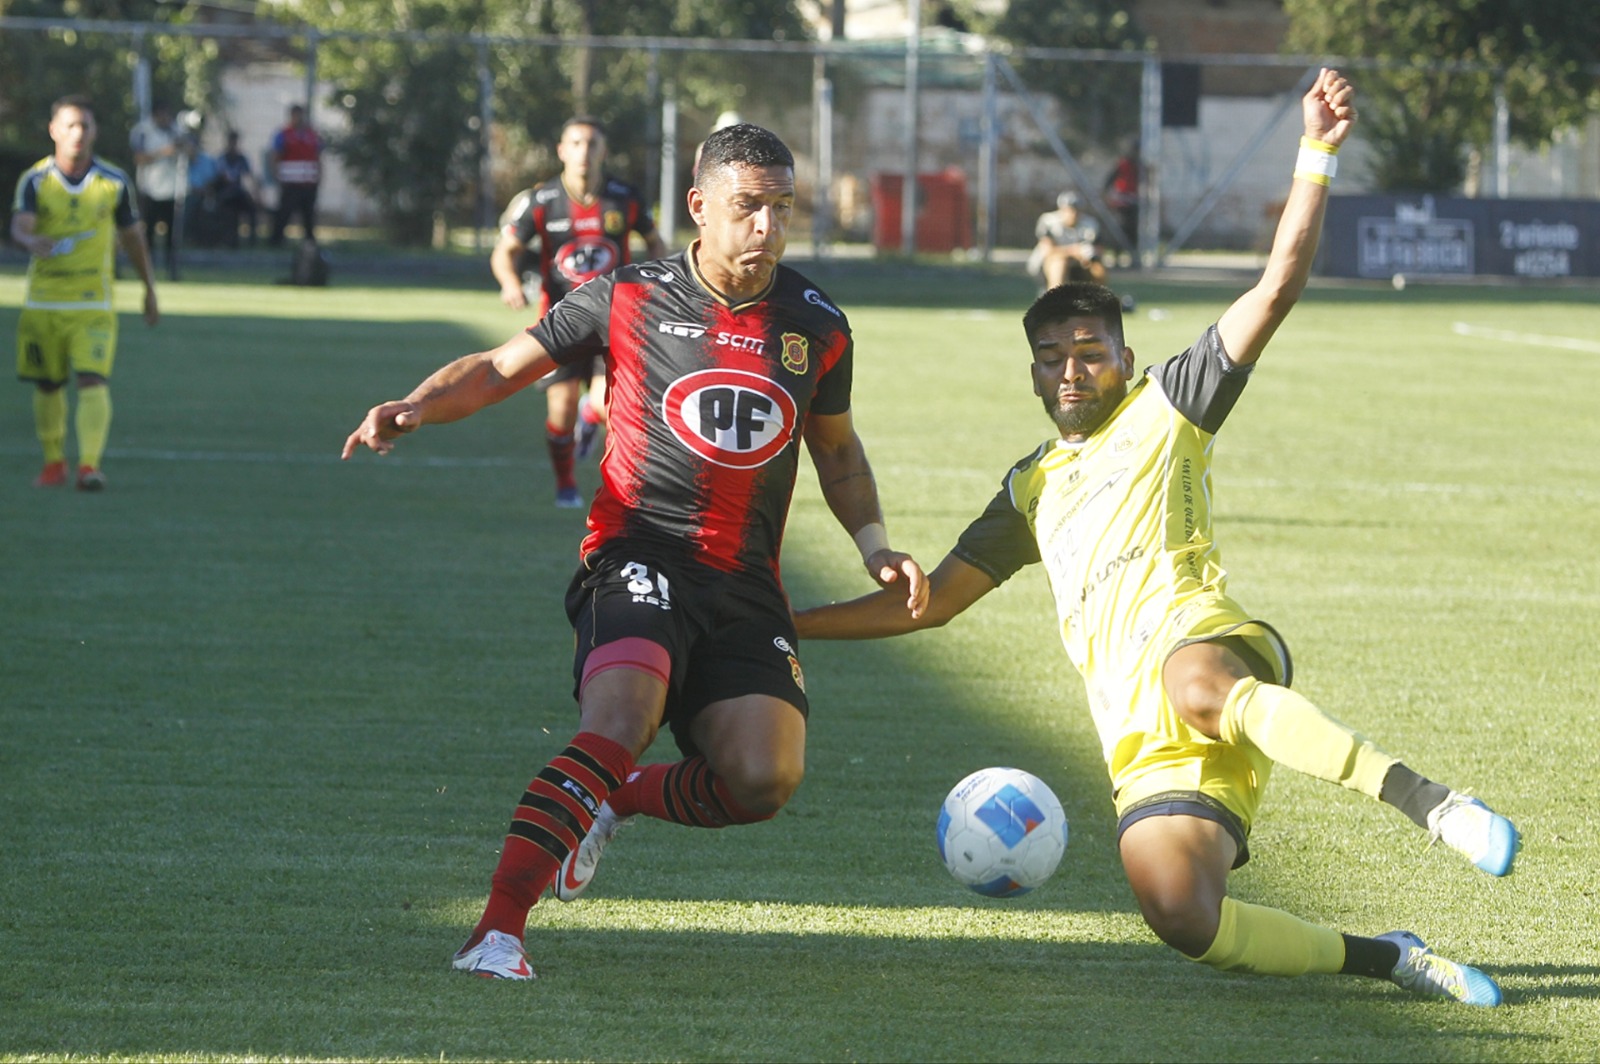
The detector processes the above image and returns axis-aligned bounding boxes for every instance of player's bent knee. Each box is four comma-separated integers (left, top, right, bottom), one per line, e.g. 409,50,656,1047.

720,759,803,818
1170,683,1225,738
1133,885,1222,958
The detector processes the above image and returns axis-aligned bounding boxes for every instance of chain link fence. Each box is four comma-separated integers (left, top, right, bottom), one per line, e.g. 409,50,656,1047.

4,16,1597,265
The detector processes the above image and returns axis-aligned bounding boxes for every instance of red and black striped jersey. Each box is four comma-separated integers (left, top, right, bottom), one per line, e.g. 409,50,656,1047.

528,248,853,577
502,175,657,316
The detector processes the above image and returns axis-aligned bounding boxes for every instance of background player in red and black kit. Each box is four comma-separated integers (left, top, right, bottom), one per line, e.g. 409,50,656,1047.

344,123,928,980
490,116,668,507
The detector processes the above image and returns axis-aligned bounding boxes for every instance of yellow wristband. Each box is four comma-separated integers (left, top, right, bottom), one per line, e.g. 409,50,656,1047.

1294,136,1337,186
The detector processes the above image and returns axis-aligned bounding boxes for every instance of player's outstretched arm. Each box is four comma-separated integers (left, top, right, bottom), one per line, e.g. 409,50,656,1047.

803,411,929,619
1216,67,1356,368
796,553,995,640
341,331,556,458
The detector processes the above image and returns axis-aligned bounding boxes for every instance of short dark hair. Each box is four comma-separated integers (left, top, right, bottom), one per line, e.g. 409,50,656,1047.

695,123,794,185
51,95,95,120
1023,283,1126,352
561,115,605,138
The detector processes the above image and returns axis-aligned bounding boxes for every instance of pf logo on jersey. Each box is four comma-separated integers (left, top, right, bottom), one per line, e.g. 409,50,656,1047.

556,235,619,285
662,368,798,469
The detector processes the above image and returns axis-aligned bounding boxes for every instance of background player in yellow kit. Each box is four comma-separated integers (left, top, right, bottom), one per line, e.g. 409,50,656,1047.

12,94,160,490
796,69,1518,1007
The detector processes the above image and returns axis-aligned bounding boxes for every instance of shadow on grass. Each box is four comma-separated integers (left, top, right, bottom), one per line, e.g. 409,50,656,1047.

0,922,1552,1062
1,291,1582,1061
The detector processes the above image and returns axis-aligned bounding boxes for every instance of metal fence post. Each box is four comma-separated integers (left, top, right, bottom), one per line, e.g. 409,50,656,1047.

476,38,494,252
659,87,678,249
813,55,834,260
900,0,921,256
1139,54,1161,269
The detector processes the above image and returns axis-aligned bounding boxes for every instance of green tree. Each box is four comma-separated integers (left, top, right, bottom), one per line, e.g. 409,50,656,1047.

1284,0,1600,192
288,0,812,245
0,1,218,213
963,0,1148,152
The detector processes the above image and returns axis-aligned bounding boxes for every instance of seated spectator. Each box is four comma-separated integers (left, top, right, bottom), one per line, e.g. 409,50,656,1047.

1027,190,1107,288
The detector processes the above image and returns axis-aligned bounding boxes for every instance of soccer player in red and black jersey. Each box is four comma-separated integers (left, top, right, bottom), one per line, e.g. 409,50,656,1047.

344,123,928,980
490,117,668,508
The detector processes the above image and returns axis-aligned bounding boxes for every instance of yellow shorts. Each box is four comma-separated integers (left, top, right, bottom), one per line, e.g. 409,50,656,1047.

1095,597,1293,833
16,308,117,384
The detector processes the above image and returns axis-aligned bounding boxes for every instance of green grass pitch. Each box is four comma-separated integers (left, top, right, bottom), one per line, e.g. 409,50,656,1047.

1,264,1597,1062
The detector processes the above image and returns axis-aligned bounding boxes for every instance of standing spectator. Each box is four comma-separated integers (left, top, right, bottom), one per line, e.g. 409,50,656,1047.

12,94,160,491
1104,144,1140,266
130,102,183,276
184,138,224,247
269,104,321,246
216,130,258,247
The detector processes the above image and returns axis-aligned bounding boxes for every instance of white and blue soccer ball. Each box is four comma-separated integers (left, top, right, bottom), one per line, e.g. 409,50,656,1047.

937,767,1068,897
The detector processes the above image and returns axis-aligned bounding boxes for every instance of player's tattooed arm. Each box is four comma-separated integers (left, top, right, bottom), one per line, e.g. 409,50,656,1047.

804,410,929,618
342,331,556,458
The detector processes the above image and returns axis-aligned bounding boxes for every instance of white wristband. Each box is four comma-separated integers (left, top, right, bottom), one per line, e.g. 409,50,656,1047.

853,522,890,564
1294,137,1338,187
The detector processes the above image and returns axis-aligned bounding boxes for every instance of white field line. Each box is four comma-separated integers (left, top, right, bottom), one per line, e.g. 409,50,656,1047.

1452,321,1600,354
5,449,1592,502
0,444,520,467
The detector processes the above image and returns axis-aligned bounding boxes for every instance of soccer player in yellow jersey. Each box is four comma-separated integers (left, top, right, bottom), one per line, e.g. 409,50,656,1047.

11,94,160,491
796,70,1518,1007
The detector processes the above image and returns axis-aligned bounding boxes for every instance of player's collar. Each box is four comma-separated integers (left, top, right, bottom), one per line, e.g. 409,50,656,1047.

561,174,601,206
686,239,776,310
51,156,96,189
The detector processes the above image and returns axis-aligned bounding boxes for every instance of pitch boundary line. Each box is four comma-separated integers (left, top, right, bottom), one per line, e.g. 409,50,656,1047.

1452,321,1600,354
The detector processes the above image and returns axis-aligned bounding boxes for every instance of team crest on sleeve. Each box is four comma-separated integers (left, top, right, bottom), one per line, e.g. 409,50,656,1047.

662,368,798,469
780,332,809,375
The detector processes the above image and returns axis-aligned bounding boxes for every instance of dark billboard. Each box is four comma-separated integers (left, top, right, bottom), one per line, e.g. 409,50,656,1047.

1321,195,1600,280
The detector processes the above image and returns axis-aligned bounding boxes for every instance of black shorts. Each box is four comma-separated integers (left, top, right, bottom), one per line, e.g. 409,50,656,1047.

564,542,809,757
547,353,603,385
1117,790,1252,869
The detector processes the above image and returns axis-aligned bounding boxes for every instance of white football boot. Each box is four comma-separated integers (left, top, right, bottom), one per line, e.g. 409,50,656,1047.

554,801,633,902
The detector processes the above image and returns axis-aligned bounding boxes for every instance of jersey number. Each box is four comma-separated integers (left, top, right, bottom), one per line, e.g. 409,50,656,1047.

621,561,671,610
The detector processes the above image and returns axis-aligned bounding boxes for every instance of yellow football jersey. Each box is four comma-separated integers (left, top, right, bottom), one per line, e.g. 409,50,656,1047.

12,156,137,310
955,326,1289,809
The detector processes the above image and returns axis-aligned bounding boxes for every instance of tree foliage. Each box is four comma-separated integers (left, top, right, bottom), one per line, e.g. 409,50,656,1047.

963,0,1148,152
289,0,813,244
0,0,219,213
1284,0,1600,192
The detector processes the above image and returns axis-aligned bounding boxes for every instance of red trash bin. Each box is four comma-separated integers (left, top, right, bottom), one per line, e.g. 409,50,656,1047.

870,169,972,253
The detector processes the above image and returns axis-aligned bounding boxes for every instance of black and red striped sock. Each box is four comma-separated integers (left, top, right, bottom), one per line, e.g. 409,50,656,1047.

466,732,634,946
608,756,775,828
546,422,576,491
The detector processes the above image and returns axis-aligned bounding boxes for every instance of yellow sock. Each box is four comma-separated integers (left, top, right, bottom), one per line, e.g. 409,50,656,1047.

75,385,112,470
34,389,67,464
1219,676,1395,799
1194,896,1346,977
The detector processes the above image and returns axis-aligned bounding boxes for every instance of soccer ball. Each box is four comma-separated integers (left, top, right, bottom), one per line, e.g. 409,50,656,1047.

937,767,1068,897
